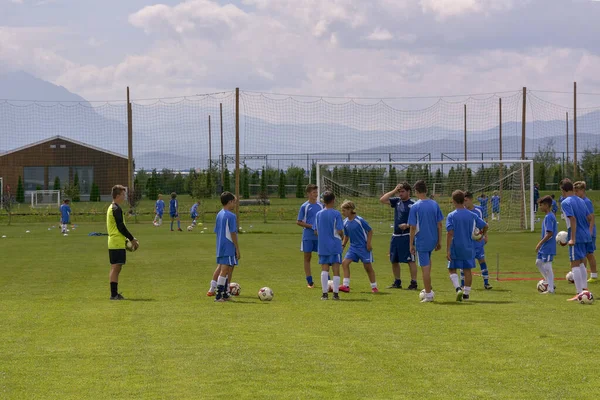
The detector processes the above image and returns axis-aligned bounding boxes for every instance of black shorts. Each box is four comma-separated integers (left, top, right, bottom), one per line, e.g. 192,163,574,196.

109,249,127,265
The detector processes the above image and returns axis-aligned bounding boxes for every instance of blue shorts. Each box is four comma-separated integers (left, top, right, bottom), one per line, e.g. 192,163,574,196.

569,243,588,262
587,237,596,254
448,259,476,270
492,208,500,213
481,210,488,218
216,256,238,266
191,212,198,219
345,248,373,263
61,219,70,225
170,213,179,218
156,212,164,217
390,235,414,264
416,250,432,267
301,240,318,253
475,245,485,261
537,253,554,262
319,254,342,265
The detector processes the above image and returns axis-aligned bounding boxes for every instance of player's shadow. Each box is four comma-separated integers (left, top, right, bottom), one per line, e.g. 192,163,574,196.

467,300,515,304
339,298,371,302
480,288,512,293
359,291,391,296
126,298,157,302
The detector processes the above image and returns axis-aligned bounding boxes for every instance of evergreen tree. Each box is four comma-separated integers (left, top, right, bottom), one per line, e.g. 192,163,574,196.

242,164,250,198
147,169,159,200
16,176,25,203
387,167,398,191
296,171,304,198
593,167,599,191
72,172,81,202
90,182,100,202
223,168,231,193
53,176,61,191
260,167,267,195
278,170,286,199
311,163,317,185
539,167,546,190
369,170,377,196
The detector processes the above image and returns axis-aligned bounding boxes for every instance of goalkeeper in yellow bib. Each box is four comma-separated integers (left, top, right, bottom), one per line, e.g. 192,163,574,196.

106,185,139,300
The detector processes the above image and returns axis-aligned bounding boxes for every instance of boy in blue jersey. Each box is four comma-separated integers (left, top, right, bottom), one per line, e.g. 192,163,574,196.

190,201,201,227
60,199,71,234
408,180,444,302
153,194,165,226
477,193,489,221
491,191,501,221
464,192,492,290
379,182,418,290
340,200,378,293
560,179,591,301
314,191,344,300
574,181,597,283
535,196,557,294
297,184,324,288
169,192,182,231
533,183,540,213
446,190,488,302
214,192,240,302
550,194,558,215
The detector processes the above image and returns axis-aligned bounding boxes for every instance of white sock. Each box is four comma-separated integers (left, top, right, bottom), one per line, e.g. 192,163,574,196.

535,259,547,281
579,264,588,289
571,267,583,293
343,278,350,287
592,273,598,278
217,275,227,286
450,273,460,289
159,218,162,225
333,276,340,293
210,280,217,290
370,282,377,288
543,263,554,292
426,291,434,299
464,286,471,295
321,271,329,294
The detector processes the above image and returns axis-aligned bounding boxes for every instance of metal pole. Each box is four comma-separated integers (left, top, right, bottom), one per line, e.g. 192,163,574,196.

574,82,577,179
208,115,212,170
464,104,468,187
499,97,503,200
235,88,240,217
521,87,527,230
220,103,224,191
127,87,133,192
566,111,569,168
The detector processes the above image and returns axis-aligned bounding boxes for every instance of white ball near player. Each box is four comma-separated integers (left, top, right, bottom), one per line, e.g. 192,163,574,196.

556,231,568,245
258,287,274,301
327,280,334,292
537,280,549,293
125,238,138,252
566,271,574,284
187,225,194,231
472,227,483,241
229,282,241,296
578,290,594,304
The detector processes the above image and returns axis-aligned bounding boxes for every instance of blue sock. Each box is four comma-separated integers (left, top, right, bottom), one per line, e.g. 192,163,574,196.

170,221,173,230
460,269,465,287
306,275,313,285
480,262,489,285
177,220,181,229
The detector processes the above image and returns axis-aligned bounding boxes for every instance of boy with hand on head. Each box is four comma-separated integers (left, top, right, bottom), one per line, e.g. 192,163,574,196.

446,190,488,302
408,180,444,302
214,192,241,302
297,184,324,288
535,196,557,294
573,181,598,283
314,191,344,300
340,200,378,293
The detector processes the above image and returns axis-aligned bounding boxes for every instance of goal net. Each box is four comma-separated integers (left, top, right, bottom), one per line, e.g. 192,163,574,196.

316,160,534,232
31,190,61,208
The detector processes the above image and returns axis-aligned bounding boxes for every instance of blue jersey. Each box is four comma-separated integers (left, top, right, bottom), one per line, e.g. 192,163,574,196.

534,187,540,200
170,198,178,213
297,201,324,241
190,203,199,214
540,212,557,256
408,199,444,252
389,197,414,235
491,195,500,211
343,215,372,251
446,208,487,261
60,204,71,222
561,195,591,244
315,208,343,256
156,199,165,213
551,200,558,214
214,209,237,257
583,197,596,238
478,197,488,210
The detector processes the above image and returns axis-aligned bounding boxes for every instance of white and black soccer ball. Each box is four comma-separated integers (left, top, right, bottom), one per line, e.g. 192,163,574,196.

472,227,483,241
125,238,138,252
229,282,241,296
258,287,273,301
556,231,568,245
327,280,334,293
537,280,549,293
578,290,594,305
566,271,574,284
187,225,194,231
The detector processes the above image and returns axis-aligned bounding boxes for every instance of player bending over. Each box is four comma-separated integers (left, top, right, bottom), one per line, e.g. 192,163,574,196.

315,191,344,301
464,192,492,290
573,181,597,283
535,196,557,294
340,200,378,293
446,190,488,302
296,184,324,288
190,201,201,227
153,194,165,226
60,199,71,234
214,192,241,302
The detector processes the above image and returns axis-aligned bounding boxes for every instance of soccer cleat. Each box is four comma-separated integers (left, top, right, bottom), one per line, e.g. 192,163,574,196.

484,284,493,290
321,293,328,300
332,293,340,301
387,282,402,289
170,229,174,232
455,288,464,302
420,296,433,303
588,277,598,283
307,283,315,288
540,290,555,295
339,285,350,293
110,293,125,300
214,297,226,302
407,282,418,290
178,228,183,232
567,295,579,302
206,290,215,297
462,294,470,301
371,287,379,293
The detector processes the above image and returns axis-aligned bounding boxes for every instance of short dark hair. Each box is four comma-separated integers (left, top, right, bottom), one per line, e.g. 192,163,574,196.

398,182,411,192
63,199,70,204
464,191,474,199
322,190,335,204
305,184,318,193
452,190,465,204
551,194,555,199
539,195,553,207
560,180,574,192
171,192,177,199
414,180,427,194
220,191,235,205
112,185,127,199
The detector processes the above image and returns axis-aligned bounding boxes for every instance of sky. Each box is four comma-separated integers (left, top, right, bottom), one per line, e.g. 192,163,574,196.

1,0,600,104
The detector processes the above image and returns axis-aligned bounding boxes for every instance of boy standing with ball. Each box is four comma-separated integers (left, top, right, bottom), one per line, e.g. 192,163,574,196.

535,196,557,294
214,192,240,302
314,191,344,300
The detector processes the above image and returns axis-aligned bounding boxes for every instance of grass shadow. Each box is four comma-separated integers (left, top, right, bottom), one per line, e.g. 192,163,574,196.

467,300,516,304
337,298,371,302
127,298,157,302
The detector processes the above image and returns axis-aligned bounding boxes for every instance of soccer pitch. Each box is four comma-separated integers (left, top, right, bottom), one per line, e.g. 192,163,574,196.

1,216,599,399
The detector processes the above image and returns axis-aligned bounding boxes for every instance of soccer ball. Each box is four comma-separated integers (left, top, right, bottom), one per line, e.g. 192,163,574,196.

566,271,574,284
125,238,138,252
578,290,594,304
419,289,434,300
327,280,334,292
556,231,568,245
187,225,194,231
537,280,549,293
472,227,483,241
258,287,274,301
229,282,241,296
153,222,159,227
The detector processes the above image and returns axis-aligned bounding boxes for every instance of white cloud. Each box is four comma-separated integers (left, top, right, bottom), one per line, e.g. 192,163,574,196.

367,27,393,41
420,0,517,20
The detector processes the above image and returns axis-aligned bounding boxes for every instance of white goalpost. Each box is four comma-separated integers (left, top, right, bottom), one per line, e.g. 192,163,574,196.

316,160,534,232
31,190,61,208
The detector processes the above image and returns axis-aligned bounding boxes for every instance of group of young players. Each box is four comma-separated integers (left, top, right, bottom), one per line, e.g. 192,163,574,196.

152,193,202,231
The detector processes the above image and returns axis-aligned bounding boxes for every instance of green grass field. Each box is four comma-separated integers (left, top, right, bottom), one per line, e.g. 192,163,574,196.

1,210,599,399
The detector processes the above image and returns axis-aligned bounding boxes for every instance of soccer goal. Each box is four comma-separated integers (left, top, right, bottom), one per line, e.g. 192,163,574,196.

31,190,61,208
316,160,534,232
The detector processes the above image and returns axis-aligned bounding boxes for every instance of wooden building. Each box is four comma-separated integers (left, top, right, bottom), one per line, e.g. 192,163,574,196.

0,136,128,201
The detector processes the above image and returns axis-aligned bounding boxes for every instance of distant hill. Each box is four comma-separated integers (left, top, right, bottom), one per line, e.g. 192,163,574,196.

0,71,89,103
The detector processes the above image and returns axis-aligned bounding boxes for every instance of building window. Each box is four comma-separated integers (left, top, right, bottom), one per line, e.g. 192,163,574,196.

24,167,45,191
59,144,67,149
50,145,56,149
73,166,93,195
48,167,69,190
